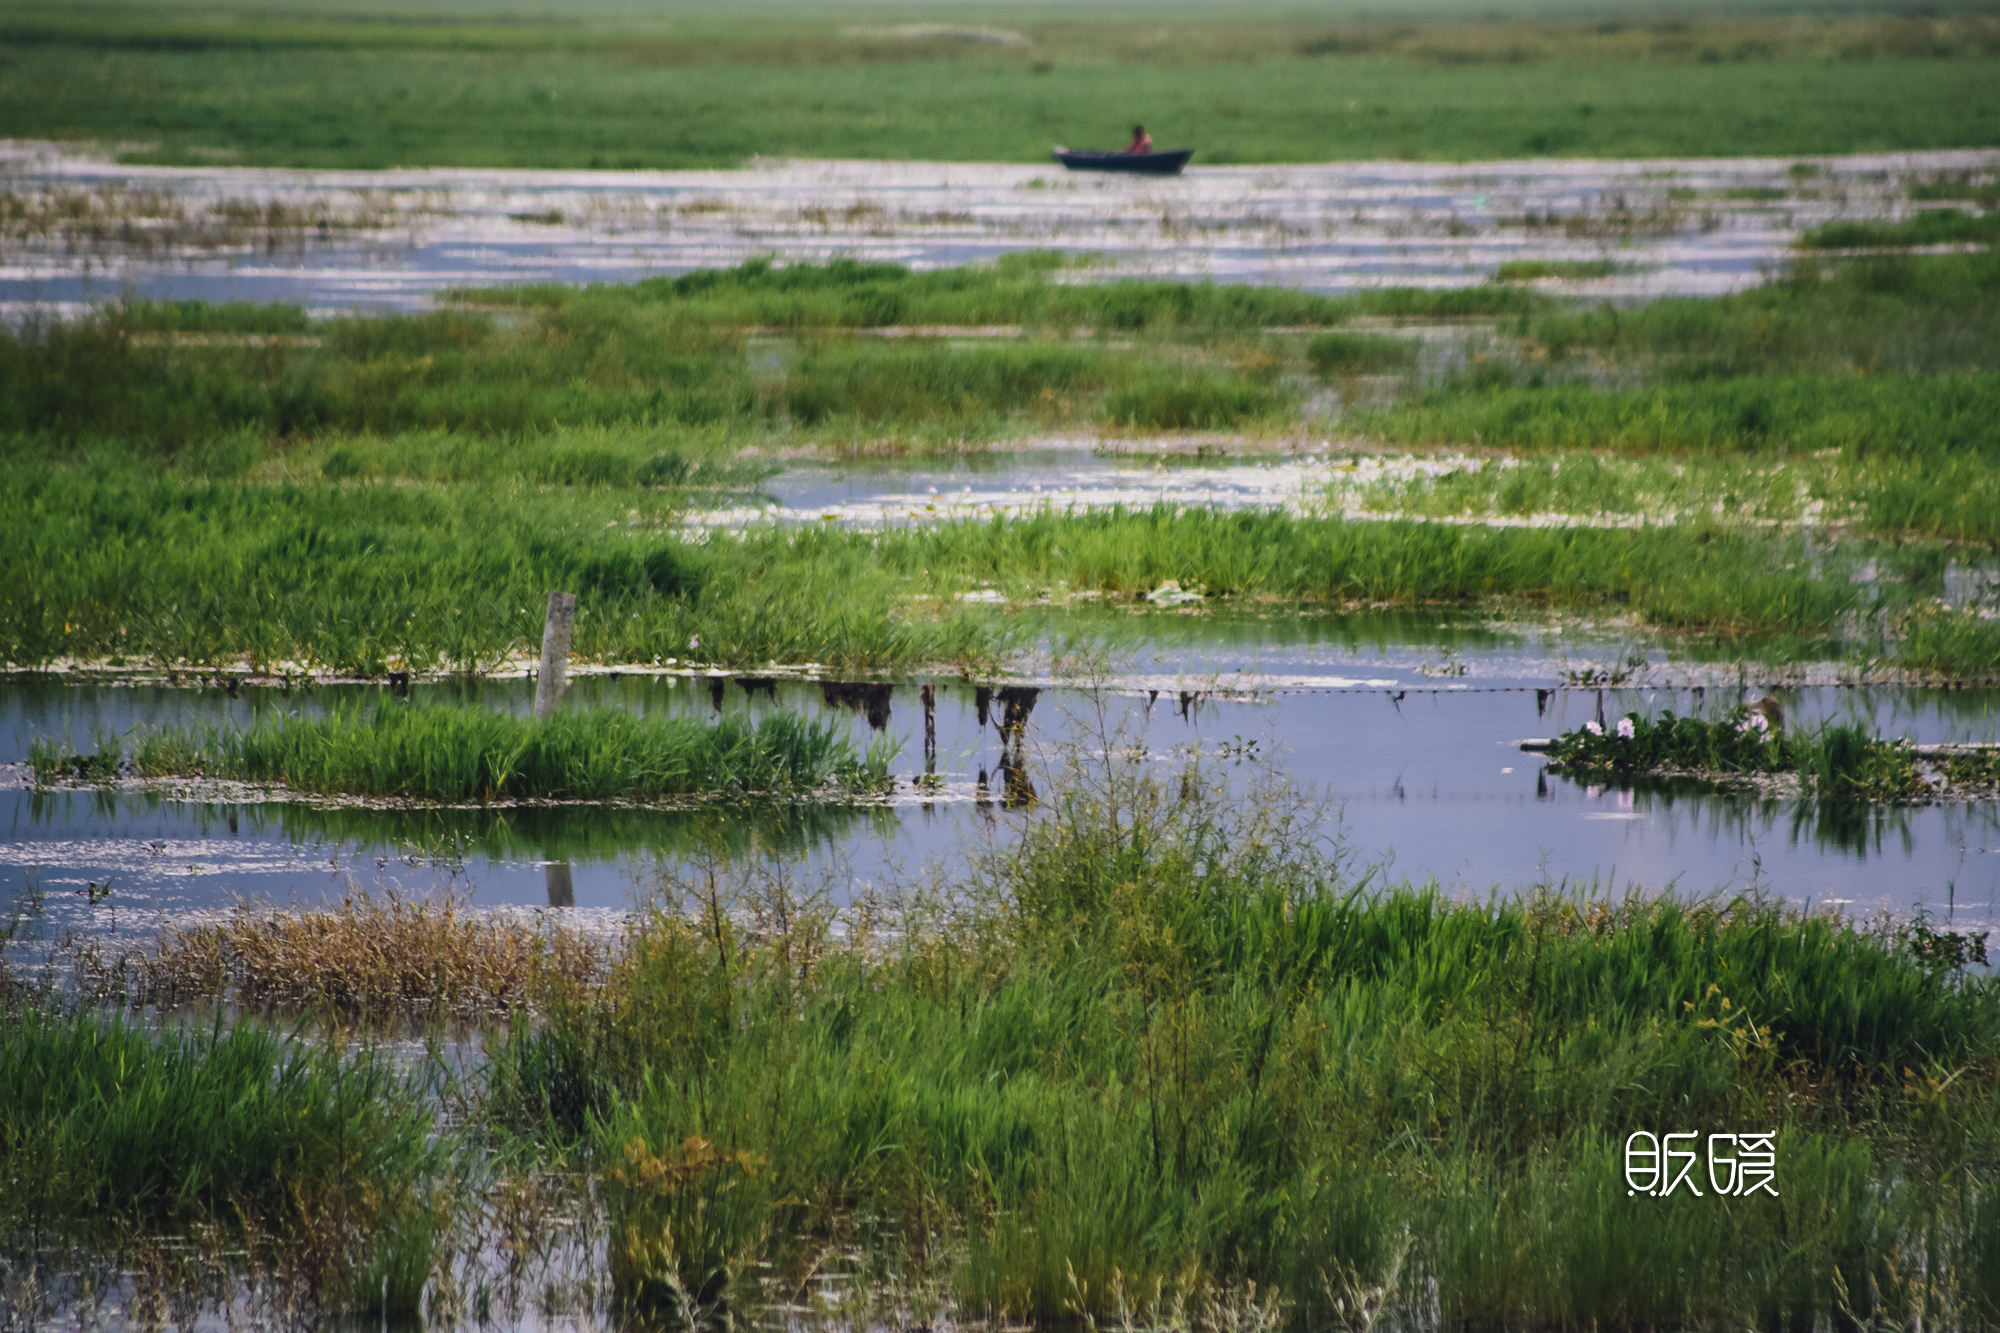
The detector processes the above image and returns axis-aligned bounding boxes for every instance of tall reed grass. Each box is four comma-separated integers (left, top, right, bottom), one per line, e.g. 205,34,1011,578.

0,261,1522,453
30,701,892,801
1513,251,2000,382
7,255,1996,678
1802,212,2000,250
1357,372,2000,459
2,474,1903,675
0,463,996,672
0,1013,443,1313
495,742,2000,1328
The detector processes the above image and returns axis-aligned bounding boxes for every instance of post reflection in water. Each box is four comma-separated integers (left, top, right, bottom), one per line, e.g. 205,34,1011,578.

544,861,575,908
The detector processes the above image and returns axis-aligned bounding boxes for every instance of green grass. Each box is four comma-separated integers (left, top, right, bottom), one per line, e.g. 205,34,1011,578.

1910,177,2000,207
1800,211,2000,249
600,258,1540,330
493,755,2000,1327
1889,604,2000,680
1493,258,1620,281
5,255,1997,676
0,459,1001,672
4,7,1999,167
3,459,1899,673
1345,453,1812,523
1355,373,2000,459
1306,330,1420,375
1545,707,1925,799
1345,251,2000,542
1516,251,2000,381
28,700,893,800
29,251,1995,463
0,1012,442,1313
11,262,1491,451
1339,448,2000,554
119,299,316,336
10,740,2000,1324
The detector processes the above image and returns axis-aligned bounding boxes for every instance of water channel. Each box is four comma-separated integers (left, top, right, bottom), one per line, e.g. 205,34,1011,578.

7,630,1997,957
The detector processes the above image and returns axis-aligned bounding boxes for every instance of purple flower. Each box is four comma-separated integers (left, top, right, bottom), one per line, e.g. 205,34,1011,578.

1584,719,1604,736
1616,717,1636,740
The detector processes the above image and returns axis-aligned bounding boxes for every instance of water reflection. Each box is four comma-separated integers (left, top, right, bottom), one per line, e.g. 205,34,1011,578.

1538,767,1997,861
22,785,900,866
3,662,1996,939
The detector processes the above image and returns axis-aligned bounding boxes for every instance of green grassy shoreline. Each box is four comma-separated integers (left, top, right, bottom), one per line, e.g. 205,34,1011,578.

9,483,1991,676
7,758,1999,1327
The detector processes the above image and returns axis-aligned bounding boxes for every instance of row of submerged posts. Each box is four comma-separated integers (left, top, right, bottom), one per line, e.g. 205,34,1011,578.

702,676,1042,807
523,592,1041,905
524,588,1040,764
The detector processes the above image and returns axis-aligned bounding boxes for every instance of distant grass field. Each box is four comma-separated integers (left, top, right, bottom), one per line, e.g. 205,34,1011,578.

2,4,1998,166
4,253,1997,678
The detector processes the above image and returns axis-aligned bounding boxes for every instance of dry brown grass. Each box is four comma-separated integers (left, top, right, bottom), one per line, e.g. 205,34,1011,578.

87,893,611,1016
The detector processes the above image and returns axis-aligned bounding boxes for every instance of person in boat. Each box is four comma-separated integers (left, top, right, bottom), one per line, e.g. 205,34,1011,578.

1125,124,1153,154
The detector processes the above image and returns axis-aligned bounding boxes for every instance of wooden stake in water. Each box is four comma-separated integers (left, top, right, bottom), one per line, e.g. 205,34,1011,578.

534,591,577,721
921,683,937,772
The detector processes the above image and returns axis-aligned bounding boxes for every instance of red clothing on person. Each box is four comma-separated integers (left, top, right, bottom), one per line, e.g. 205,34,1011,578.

1127,130,1154,153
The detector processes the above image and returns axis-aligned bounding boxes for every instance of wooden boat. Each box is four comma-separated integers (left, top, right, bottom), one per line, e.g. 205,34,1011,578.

1052,147,1194,176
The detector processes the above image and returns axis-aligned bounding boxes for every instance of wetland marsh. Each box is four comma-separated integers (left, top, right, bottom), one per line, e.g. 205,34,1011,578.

5,3,2000,1324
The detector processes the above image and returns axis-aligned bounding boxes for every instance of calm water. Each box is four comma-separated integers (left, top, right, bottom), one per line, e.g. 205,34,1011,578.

6,627,1996,951
7,141,1995,318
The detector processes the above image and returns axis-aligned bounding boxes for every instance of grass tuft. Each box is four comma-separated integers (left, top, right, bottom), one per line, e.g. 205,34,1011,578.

1306,330,1419,375
1545,706,1928,799
0,1012,443,1313
86,892,610,1015
1493,258,1620,281
29,702,893,802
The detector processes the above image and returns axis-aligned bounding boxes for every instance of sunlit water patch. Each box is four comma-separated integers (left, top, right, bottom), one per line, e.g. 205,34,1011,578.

5,141,1994,316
